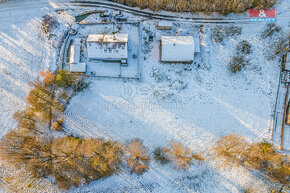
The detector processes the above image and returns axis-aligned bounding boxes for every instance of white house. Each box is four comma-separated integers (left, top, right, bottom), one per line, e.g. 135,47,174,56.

160,36,195,63
69,38,86,73
86,34,128,62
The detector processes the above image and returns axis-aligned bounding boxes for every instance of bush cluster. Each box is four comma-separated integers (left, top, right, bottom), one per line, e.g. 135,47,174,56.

261,23,282,39
228,56,249,73
212,25,242,43
229,40,252,73
236,40,252,55
42,15,58,35
212,135,290,191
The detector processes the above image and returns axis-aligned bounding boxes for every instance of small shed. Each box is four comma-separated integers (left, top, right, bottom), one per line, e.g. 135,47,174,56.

157,21,173,30
194,38,200,53
70,63,86,73
69,38,86,73
160,36,195,63
69,44,81,64
69,38,82,64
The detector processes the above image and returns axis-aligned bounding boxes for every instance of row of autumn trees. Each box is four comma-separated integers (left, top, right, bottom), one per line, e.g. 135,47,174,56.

0,132,205,189
109,0,276,15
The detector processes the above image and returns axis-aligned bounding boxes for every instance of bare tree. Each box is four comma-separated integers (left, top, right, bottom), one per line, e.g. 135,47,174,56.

13,108,43,134
51,137,124,189
213,135,289,191
266,160,290,192
126,138,150,175
212,134,248,167
167,141,205,171
26,81,64,129
0,130,53,177
244,142,283,170
244,142,289,192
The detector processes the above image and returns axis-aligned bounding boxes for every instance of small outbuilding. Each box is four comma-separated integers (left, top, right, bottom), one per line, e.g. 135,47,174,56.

157,21,173,30
69,44,81,64
70,63,86,73
69,38,86,73
285,54,290,71
86,34,128,62
193,38,200,53
160,36,195,63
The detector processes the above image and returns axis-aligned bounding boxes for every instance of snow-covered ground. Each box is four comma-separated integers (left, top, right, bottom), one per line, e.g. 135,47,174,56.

63,22,280,193
0,0,289,192
0,0,58,139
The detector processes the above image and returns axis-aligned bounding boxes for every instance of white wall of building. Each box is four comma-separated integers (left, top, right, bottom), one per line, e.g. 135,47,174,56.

87,34,128,61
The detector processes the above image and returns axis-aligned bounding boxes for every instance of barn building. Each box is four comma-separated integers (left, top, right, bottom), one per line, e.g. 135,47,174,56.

160,36,196,63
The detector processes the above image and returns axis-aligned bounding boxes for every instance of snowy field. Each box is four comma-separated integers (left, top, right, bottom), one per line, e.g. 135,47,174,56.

64,22,281,193
0,0,289,192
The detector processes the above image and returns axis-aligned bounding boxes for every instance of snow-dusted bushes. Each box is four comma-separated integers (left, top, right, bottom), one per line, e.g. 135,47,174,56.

55,70,89,93
109,0,276,15
228,56,249,73
236,40,252,55
42,15,58,35
229,40,252,73
153,147,170,164
261,23,282,40
212,25,242,43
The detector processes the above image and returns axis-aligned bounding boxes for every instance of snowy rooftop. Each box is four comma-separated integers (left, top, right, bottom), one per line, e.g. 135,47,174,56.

87,34,128,43
70,44,81,64
161,36,195,62
194,38,200,53
70,63,86,73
